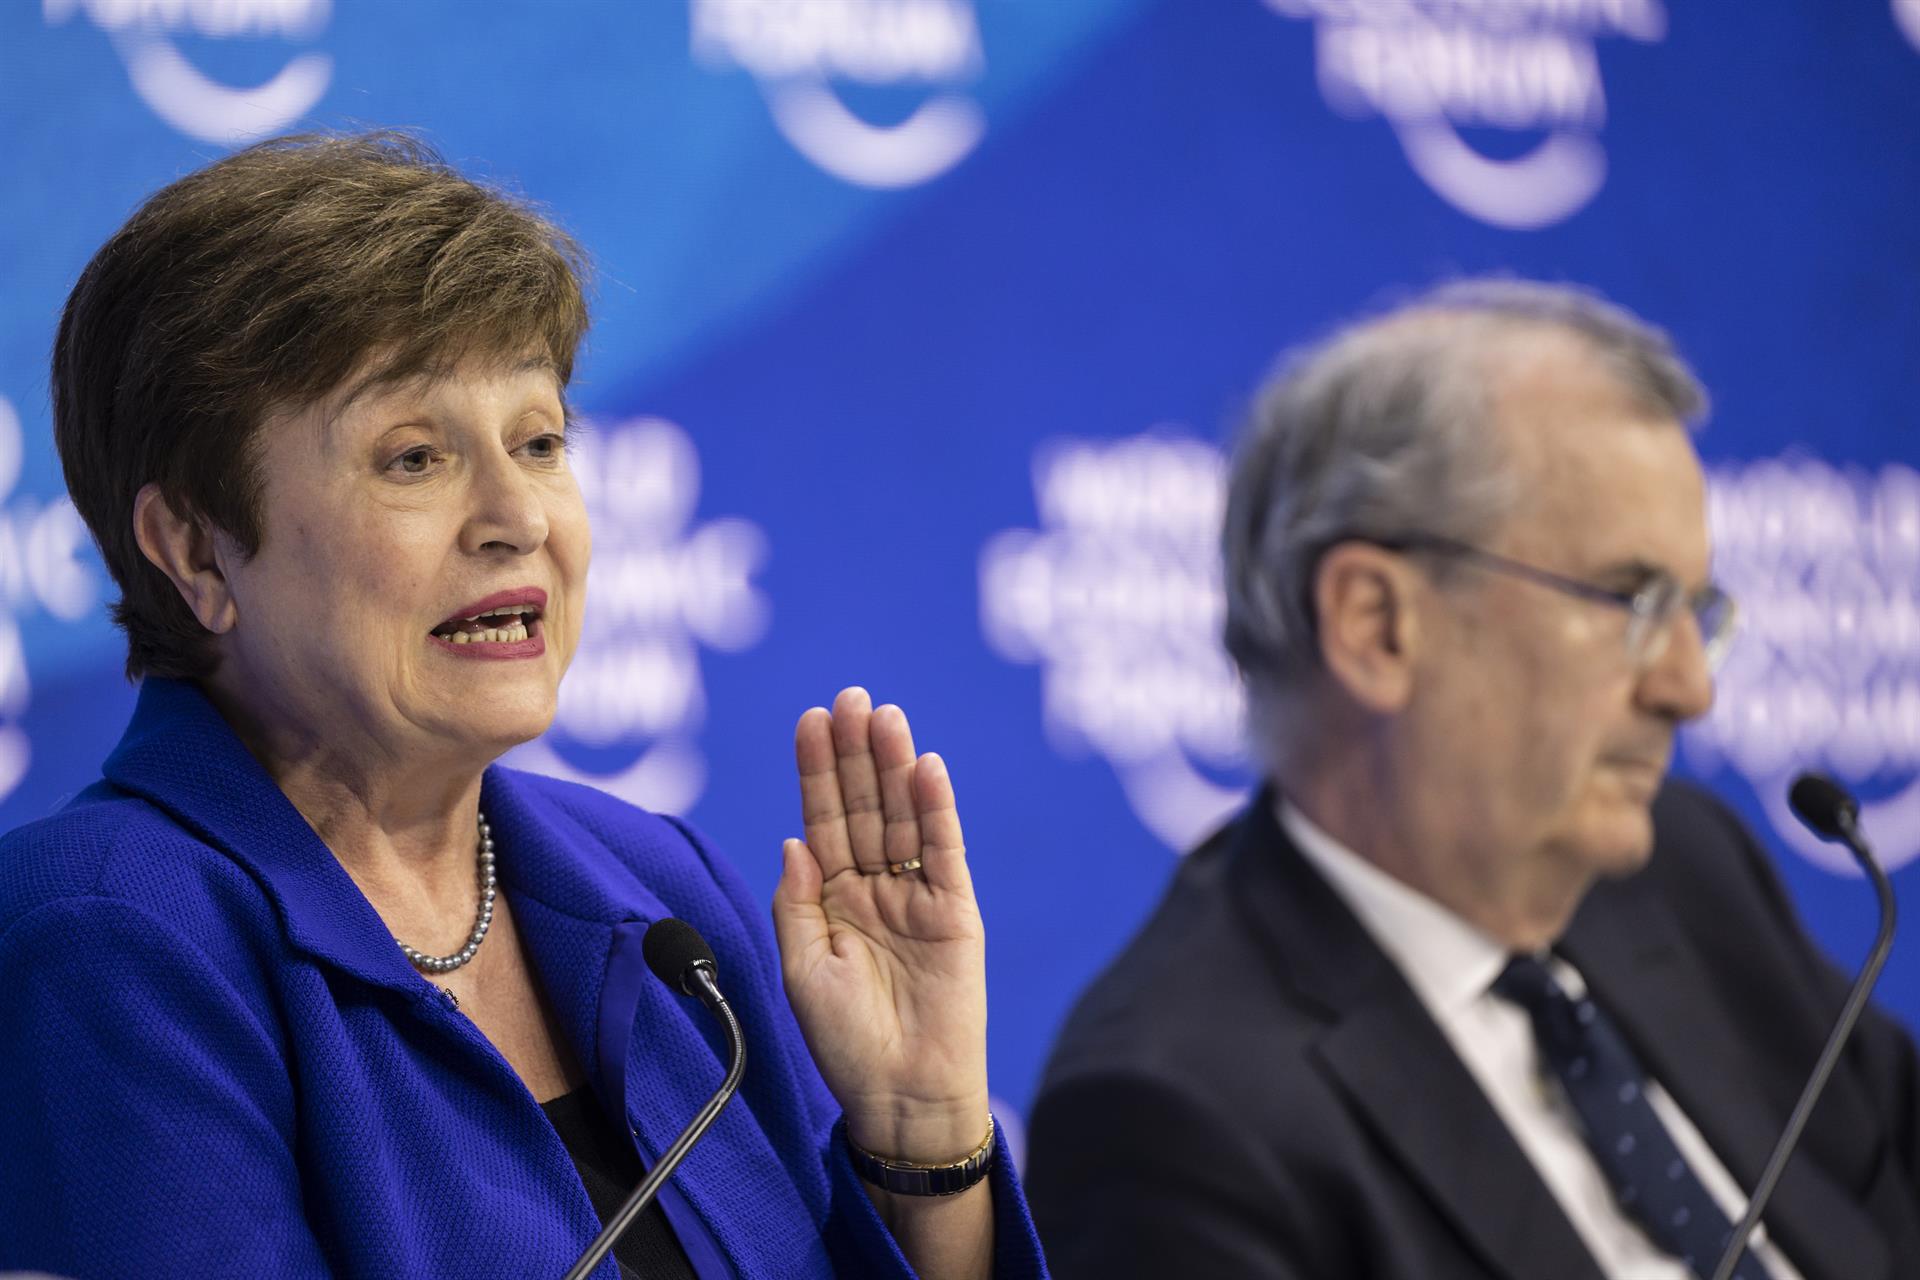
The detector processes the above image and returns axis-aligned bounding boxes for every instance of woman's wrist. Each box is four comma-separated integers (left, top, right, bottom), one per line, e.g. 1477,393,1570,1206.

846,1116,995,1197
843,1093,993,1165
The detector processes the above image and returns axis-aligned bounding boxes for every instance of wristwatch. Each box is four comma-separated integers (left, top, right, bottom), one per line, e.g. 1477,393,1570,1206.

845,1117,997,1196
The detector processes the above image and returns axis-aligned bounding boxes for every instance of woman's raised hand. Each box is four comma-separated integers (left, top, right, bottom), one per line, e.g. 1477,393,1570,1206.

771,687,990,1166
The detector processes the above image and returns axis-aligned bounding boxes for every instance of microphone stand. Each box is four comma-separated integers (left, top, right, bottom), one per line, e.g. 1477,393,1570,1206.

1709,813,1896,1280
561,967,747,1280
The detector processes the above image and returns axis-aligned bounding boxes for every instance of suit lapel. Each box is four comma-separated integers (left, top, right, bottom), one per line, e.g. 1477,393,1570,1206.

1227,797,1607,1280
102,679,434,999
1565,878,1889,1280
484,769,828,1279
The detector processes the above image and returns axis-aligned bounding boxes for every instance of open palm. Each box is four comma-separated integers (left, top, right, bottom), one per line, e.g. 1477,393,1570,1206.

772,687,989,1161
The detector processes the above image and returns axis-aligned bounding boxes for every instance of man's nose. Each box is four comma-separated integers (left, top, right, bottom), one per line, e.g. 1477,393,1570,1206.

1636,609,1715,723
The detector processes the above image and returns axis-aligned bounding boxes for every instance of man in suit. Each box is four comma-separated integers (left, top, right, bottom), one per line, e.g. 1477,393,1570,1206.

1023,281,1920,1280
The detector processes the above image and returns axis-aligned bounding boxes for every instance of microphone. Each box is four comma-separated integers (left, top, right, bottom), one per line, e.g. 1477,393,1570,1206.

1787,772,1859,842
644,916,725,1005
1709,772,1898,1280
561,919,748,1280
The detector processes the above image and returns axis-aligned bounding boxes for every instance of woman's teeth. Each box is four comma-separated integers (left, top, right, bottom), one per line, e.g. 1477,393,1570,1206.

435,604,537,644
445,622,529,645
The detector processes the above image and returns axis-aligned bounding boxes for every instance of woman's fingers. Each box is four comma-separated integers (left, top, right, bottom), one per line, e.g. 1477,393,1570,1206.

871,704,921,867
795,705,859,880
912,751,973,894
771,836,831,971
795,688,968,884
828,688,891,874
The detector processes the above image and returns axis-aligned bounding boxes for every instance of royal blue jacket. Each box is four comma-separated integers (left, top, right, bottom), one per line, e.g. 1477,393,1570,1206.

0,679,1047,1279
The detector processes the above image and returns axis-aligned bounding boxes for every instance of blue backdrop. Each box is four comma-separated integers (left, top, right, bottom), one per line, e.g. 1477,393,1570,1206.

4,0,1918,1162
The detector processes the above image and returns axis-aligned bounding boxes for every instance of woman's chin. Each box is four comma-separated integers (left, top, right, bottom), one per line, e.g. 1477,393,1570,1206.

427,686,559,758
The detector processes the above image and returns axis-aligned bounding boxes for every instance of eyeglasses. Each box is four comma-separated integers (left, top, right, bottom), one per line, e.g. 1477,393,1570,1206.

1363,533,1740,673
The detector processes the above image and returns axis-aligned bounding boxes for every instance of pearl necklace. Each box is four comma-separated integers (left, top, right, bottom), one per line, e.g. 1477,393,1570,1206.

398,812,496,975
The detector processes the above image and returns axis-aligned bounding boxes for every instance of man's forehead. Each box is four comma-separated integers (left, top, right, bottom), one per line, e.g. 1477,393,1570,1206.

1489,330,1660,422
1482,342,1710,578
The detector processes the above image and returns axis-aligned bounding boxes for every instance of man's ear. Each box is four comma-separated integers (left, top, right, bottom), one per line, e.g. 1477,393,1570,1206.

131,483,238,635
1311,541,1421,713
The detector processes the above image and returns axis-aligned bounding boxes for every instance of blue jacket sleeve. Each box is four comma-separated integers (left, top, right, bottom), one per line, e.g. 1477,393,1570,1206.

661,816,1050,1279
0,896,333,1279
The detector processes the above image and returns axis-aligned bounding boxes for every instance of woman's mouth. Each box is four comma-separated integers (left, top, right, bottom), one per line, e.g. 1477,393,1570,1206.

429,604,544,645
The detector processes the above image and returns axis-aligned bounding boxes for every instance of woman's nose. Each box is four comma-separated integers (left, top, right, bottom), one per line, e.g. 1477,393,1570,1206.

461,450,548,555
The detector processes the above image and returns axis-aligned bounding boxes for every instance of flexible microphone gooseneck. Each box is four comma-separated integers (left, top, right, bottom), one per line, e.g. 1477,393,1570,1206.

561,918,747,1280
1708,772,1897,1280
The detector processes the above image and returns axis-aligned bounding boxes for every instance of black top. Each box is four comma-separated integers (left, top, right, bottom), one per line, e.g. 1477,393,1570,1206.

541,1088,698,1280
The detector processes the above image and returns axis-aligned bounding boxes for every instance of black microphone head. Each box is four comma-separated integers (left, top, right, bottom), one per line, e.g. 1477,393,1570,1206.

643,917,717,996
1789,771,1859,842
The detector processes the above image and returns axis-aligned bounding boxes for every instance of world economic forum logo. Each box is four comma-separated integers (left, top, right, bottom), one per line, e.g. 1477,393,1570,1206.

1260,0,1668,229
0,397,102,805
691,0,987,189
1684,458,1920,876
507,417,769,817
979,433,1253,851
1899,0,1920,52
44,0,332,145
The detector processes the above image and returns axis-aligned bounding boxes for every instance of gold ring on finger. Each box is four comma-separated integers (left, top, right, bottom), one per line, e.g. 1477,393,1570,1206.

887,857,924,875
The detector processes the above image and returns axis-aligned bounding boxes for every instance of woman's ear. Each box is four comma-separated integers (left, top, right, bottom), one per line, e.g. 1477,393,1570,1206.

1310,541,1422,714
131,483,238,635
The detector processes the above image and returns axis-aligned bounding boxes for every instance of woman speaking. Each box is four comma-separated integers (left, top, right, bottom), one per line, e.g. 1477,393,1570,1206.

0,133,1045,1280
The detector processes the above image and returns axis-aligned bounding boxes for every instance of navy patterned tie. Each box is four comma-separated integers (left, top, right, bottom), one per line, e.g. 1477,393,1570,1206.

1493,954,1762,1280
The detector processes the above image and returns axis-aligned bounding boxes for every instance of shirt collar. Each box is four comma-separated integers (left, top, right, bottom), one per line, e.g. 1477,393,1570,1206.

1278,795,1509,1017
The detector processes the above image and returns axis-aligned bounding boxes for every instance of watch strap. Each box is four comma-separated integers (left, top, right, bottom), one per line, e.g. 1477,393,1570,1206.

845,1116,996,1197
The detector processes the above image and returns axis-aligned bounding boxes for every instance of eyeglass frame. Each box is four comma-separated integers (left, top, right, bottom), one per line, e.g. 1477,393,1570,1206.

1338,532,1740,673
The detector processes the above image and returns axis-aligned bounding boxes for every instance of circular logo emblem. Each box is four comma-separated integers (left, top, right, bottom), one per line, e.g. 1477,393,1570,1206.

1261,0,1669,229
1898,0,1920,51
1685,458,1920,875
691,0,988,189
45,0,333,144
0,396,104,804
980,433,1251,850
508,417,769,814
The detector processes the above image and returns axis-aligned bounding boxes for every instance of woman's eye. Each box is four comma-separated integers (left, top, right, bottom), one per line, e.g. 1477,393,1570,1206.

391,447,436,475
522,433,566,461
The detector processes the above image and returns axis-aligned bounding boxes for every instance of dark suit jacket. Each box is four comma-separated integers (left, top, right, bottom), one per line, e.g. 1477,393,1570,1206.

1026,782,1920,1279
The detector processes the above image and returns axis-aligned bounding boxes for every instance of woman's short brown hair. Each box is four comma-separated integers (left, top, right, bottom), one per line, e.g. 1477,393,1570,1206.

53,130,590,680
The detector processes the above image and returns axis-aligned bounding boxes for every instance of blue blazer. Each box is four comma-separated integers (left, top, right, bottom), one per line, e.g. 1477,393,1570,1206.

0,679,1047,1279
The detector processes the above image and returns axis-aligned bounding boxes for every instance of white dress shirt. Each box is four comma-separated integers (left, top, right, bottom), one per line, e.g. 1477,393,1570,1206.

1280,799,1803,1280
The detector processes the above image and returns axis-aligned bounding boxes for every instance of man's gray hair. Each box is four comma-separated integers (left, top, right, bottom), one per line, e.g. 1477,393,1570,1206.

1221,278,1707,695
